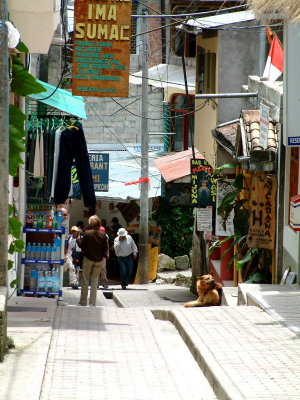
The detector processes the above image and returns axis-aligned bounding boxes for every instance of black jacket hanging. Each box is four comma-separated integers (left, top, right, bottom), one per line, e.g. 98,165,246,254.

53,124,95,208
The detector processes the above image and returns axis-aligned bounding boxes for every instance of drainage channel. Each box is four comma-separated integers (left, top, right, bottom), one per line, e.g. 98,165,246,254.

155,319,217,399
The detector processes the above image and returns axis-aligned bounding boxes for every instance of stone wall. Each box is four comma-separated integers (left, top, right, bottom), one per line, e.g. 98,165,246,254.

0,286,7,362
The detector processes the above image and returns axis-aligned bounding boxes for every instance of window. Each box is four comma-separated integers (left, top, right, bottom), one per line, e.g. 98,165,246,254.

290,147,299,198
196,46,216,94
170,93,195,152
173,30,196,58
171,4,197,58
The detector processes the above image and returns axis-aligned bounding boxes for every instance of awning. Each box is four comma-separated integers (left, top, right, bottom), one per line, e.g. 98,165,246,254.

178,10,255,34
28,79,87,119
154,148,204,182
87,144,164,201
130,63,195,91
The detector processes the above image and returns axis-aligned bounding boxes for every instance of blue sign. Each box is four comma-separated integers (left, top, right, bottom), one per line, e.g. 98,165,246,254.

288,137,300,146
89,152,109,192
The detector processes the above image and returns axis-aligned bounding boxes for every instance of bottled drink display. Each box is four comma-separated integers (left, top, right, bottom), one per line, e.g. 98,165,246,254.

25,205,65,231
23,204,65,293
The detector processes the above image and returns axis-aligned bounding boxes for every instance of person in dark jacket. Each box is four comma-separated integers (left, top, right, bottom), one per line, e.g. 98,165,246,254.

76,215,108,306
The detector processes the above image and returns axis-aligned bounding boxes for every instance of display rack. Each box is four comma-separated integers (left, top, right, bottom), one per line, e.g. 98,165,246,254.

19,227,65,298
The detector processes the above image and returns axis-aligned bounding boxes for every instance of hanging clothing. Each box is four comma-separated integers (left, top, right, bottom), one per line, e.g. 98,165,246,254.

53,123,95,208
39,129,44,177
50,127,63,199
33,130,41,177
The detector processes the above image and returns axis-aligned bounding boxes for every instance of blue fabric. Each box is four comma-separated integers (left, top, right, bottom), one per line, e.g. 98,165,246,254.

117,255,133,287
54,124,95,208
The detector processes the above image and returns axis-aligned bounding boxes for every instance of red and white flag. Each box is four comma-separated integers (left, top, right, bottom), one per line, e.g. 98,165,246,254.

263,31,284,81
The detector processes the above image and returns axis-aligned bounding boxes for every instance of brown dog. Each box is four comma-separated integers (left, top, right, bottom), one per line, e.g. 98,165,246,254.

184,274,222,307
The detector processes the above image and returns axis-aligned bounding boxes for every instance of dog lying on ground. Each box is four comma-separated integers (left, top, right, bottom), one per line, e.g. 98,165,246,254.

184,274,222,307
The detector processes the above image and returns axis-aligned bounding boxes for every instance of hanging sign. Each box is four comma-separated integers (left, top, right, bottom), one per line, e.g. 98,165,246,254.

259,103,269,149
247,174,277,250
215,180,234,236
73,0,132,97
190,159,216,207
89,152,109,191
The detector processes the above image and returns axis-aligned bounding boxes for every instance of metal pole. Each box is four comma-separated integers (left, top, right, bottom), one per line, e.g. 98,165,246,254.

0,0,9,289
195,92,258,99
139,13,149,284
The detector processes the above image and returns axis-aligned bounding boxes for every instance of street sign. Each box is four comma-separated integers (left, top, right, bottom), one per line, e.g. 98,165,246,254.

73,0,132,97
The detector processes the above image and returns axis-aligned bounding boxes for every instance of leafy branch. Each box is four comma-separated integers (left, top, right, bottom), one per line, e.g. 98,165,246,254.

8,42,46,283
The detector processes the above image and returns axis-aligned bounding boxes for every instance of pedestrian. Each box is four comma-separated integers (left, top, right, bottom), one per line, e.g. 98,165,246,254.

114,227,138,290
110,217,122,237
76,220,85,234
98,226,109,289
63,226,81,289
76,215,108,306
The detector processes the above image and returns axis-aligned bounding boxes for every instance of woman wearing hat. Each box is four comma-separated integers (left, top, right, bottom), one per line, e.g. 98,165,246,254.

114,228,138,290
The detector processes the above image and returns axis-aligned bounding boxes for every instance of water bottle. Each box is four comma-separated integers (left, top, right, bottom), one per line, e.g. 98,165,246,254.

37,243,42,260
46,243,51,260
26,242,31,259
45,267,52,292
40,243,46,261
52,267,60,292
37,267,45,291
54,236,61,260
56,210,63,230
31,243,37,260
30,266,38,291
51,243,57,261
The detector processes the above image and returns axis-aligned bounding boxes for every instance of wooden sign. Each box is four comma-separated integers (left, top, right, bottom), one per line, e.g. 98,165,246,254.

247,174,277,250
73,0,132,97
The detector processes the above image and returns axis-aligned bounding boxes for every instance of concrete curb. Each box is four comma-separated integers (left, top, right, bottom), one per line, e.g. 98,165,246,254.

152,308,244,400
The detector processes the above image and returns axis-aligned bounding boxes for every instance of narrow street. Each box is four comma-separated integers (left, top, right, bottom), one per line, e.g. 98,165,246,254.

1,284,300,400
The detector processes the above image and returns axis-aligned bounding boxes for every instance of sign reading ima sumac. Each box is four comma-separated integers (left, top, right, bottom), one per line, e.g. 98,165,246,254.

247,174,277,250
73,0,132,97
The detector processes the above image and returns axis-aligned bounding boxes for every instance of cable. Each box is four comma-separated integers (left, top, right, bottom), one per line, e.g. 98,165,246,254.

109,96,209,121
132,3,249,19
85,100,162,183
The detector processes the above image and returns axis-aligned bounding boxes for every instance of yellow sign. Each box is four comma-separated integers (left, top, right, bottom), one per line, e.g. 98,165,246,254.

73,0,132,97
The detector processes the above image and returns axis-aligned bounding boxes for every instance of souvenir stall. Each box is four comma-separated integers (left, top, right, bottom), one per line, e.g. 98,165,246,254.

19,82,93,299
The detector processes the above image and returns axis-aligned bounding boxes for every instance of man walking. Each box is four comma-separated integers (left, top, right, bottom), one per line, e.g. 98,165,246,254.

76,215,107,306
114,228,138,290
